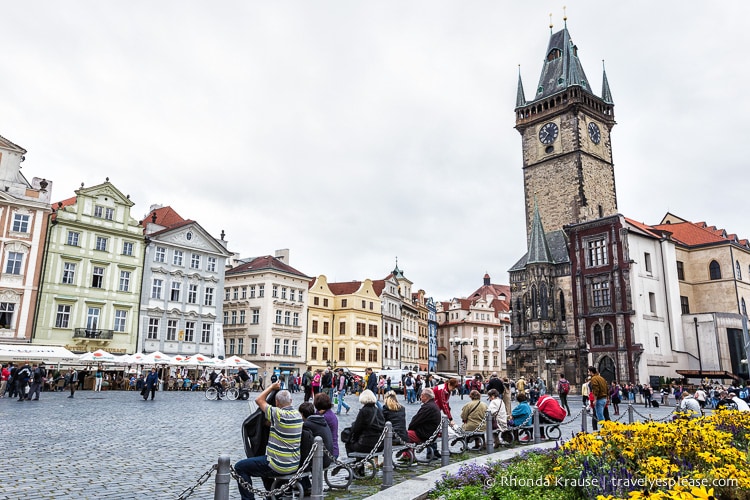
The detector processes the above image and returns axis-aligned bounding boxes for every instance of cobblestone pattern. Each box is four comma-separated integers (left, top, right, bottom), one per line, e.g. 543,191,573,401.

0,389,679,499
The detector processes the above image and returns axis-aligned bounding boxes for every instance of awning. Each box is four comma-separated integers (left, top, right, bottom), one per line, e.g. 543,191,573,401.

675,370,742,382
0,344,79,363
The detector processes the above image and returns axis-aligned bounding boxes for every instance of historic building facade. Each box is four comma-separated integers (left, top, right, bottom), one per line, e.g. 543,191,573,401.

0,134,52,343
223,250,311,380
373,273,402,369
139,205,232,358
34,180,144,354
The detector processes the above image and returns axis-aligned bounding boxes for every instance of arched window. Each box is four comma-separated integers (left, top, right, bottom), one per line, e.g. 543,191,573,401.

737,261,743,280
598,356,616,383
531,285,538,319
593,324,603,345
709,260,722,280
743,297,747,317
604,323,614,345
559,291,566,320
540,284,549,319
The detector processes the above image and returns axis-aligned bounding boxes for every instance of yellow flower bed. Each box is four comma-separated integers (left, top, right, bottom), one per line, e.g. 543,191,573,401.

560,410,750,499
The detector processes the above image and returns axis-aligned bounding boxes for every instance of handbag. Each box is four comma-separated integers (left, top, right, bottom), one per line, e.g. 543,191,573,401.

340,427,352,444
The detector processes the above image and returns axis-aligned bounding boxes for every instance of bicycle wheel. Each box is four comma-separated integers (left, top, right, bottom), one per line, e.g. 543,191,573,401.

324,463,354,489
226,387,239,401
205,387,218,400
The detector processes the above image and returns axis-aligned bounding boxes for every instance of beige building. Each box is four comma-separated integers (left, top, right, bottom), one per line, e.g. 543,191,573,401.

307,276,383,374
0,134,53,342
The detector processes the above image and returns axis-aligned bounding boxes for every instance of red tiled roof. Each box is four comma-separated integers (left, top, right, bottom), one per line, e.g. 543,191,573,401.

371,280,386,296
227,255,310,279
624,217,663,239
0,134,26,153
652,221,727,246
328,281,362,296
141,206,188,229
51,196,77,222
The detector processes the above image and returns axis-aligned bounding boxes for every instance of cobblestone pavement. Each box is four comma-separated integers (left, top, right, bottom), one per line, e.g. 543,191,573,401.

0,389,680,500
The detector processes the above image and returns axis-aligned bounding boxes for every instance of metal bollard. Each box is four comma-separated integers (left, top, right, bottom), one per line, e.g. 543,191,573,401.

214,455,230,500
581,407,588,433
441,418,450,467
533,409,540,444
628,404,634,424
382,422,393,490
485,410,494,454
311,436,324,500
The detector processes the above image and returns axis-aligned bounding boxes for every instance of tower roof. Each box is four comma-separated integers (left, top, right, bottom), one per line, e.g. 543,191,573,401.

533,26,592,102
601,62,614,104
516,68,526,107
526,204,553,264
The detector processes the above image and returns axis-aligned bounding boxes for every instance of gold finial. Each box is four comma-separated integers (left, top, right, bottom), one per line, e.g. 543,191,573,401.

563,5,567,22
549,13,553,31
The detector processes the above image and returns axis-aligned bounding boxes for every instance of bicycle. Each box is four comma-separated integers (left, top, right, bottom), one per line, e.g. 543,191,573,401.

205,385,239,400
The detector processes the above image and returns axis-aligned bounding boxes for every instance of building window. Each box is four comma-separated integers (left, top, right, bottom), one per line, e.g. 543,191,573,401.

312,320,318,334
223,311,228,325
676,261,685,280
341,298,347,308
105,207,114,220
593,324,603,345
147,318,159,339
272,285,278,298
207,256,217,272
151,279,163,299
290,289,295,301
252,309,259,324
284,311,291,325
55,304,70,328
649,292,657,314
298,291,303,302
166,320,177,341
155,247,166,263
313,297,320,306
680,296,690,314
591,281,610,307
293,312,299,326
275,310,282,324
229,339,235,355
118,270,131,292
184,322,195,342
95,236,107,252
283,339,289,355
5,252,23,275
92,266,105,288
281,287,287,299
586,238,608,267
356,348,365,362
86,307,100,330
187,284,198,304
62,262,76,285
368,349,377,363
337,347,345,361
604,323,613,344
258,285,264,298
94,205,103,218
368,324,377,337
311,346,317,360
323,298,329,307
238,338,243,354
113,310,127,332
361,300,366,308
356,322,365,336
231,311,237,324
170,282,181,301
67,231,80,246
122,241,134,256
644,252,652,274
201,324,211,343
12,214,30,233
233,288,239,300
204,287,214,306
737,261,743,280
292,340,298,356
339,322,346,335
249,286,256,298
239,310,245,324
743,298,748,317
241,287,247,299
709,260,721,280
322,321,329,335
251,338,258,355
274,339,280,355
173,250,183,266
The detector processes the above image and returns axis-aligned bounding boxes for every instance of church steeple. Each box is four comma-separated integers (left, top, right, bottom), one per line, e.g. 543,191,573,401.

526,203,553,264
533,25,592,102
516,67,526,108
601,61,614,104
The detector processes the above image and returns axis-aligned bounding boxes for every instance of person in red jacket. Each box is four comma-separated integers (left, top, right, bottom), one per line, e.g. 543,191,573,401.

536,393,566,423
433,378,460,423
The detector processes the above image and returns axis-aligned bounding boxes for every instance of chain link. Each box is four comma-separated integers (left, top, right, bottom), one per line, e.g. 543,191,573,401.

561,407,584,425
229,442,318,499
177,464,216,500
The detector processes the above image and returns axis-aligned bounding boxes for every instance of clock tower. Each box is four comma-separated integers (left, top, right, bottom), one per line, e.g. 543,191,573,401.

515,22,617,238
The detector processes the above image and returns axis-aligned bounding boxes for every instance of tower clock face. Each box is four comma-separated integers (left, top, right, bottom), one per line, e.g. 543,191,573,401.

538,122,558,144
588,122,601,144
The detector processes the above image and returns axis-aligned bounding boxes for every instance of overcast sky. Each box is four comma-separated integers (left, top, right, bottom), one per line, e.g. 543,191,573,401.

1,2,747,301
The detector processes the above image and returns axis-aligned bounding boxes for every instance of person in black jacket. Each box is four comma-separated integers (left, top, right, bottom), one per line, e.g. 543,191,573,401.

298,402,334,495
346,390,385,456
382,391,408,444
366,367,378,394
407,388,442,444
486,372,504,396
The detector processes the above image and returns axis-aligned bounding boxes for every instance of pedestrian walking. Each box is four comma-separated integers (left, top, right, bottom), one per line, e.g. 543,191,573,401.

15,362,31,401
68,367,78,398
0,363,9,398
302,365,313,402
143,367,159,401
557,373,572,415
335,368,351,415
94,365,104,392
28,363,46,401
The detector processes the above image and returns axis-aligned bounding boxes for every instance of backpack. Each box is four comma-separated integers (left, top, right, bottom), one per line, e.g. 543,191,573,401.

559,380,570,395
209,371,218,383
404,377,413,388
740,388,749,402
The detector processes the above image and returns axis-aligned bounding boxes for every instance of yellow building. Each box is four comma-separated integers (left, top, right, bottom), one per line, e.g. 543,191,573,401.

307,276,383,373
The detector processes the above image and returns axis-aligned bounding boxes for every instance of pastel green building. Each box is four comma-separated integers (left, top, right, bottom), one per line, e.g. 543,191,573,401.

33,180,144,354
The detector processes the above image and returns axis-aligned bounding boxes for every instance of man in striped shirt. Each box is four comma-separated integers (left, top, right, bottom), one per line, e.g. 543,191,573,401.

235,382,303,500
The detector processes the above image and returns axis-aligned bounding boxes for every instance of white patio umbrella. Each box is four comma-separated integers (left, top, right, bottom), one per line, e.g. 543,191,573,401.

223,355,260,370
186,354,216,366
78,349,117,363
140,351,173,365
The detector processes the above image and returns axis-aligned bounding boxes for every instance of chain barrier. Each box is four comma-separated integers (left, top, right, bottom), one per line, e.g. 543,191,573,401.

177,464,216,500
560,407,584,425
229,442,318,499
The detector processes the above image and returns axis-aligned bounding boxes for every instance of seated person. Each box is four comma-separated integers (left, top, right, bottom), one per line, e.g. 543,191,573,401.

461,390,488,449
536,393,566,424
345,390,385,456
486,388,508,439
298,402,334,495
717,390,750,411
511,392,532,427
677,392,702,418
401,388,441,460
382,391,408,445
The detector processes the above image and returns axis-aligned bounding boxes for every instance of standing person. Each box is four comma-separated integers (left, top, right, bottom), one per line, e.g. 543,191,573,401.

311,368,322,396
234,384,302,500
404,372,416,404
557,373,572,415
29,363,46,401
5,362,15,398
0,363,9,398
581,377,591,407
486,372,504,396
502,377,512,416
15,362,31,401
335,368,351,415
302,366,313,402
415,374,424,400
377,375,386,401
314,392,339,458
365,367,377,394
588,366,608,423
67,367,78,398
78,368,88,390
433,378,460,425
516,376,526,396
94,365,104,392
610,381,622,415
321,368,333,399
537,376,547,396
143,367,159,401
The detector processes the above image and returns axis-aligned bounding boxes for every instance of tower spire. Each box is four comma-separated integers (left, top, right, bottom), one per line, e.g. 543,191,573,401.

516,65,526,108
601,60,614,103
527,201,553,264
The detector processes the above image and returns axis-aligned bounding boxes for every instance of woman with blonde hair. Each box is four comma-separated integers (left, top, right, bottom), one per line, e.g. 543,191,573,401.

382,390,408,444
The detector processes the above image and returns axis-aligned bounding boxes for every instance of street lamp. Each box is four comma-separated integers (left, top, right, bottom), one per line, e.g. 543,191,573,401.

450,337,471,377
